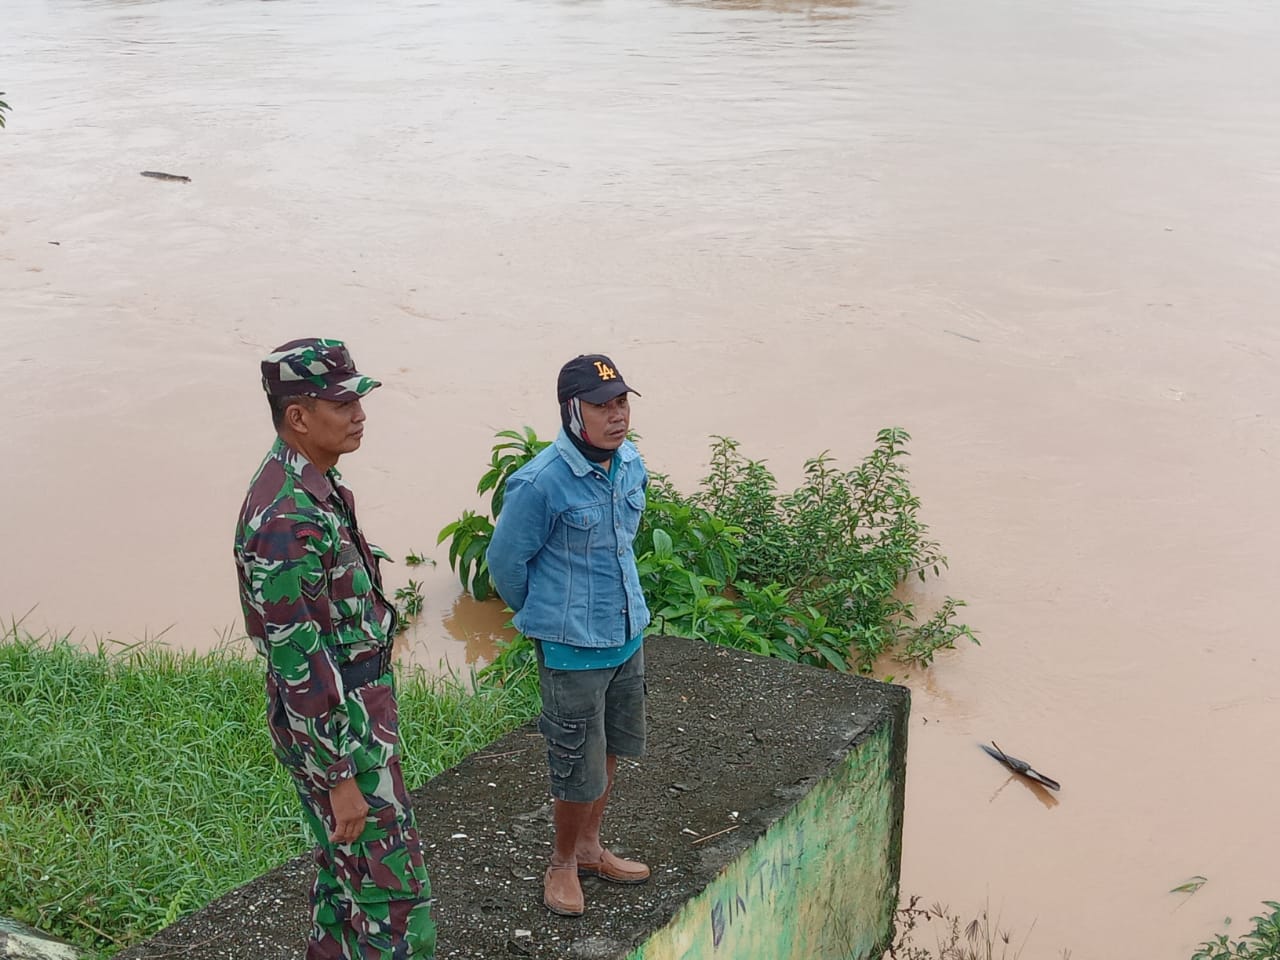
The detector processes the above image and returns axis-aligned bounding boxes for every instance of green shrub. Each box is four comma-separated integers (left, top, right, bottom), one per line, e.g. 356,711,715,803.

1193,902,1280,960
436,428,549,603
441,427,976,675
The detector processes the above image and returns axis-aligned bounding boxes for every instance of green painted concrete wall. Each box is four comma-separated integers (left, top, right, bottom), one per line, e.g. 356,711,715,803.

628,721,901,960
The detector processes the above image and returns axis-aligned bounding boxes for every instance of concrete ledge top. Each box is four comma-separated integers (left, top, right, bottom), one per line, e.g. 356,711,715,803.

118,636,909,960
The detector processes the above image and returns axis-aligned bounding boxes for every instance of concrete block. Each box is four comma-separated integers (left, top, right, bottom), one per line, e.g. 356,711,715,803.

0,918,83,960
119,636,909,959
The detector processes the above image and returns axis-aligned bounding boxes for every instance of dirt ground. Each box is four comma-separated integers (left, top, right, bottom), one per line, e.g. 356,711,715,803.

116,636,907,960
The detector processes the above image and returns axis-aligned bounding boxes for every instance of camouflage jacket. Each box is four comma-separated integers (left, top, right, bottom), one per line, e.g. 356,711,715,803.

234,437,399,788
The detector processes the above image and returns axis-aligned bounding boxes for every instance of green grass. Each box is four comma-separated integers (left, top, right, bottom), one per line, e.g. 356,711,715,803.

0,626,538,956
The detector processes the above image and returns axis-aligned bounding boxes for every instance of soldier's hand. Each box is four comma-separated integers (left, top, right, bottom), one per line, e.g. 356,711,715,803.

328,776,370,844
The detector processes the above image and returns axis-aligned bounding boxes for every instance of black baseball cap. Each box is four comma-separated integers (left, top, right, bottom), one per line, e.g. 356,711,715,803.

557,354,641,404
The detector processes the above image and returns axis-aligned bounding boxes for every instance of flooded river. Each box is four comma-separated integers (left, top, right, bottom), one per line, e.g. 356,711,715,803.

4,0,1279,955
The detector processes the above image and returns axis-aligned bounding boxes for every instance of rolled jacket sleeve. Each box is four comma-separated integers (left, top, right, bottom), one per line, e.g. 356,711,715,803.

486,477,552,613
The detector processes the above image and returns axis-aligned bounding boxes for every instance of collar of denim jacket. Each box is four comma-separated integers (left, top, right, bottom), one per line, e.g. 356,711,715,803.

554,428,638,478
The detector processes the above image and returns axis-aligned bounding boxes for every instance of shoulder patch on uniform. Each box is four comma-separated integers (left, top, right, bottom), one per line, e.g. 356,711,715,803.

294,521,326,543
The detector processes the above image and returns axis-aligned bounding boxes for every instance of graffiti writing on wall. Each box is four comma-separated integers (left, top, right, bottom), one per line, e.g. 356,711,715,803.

710,823,805,947
627,721,901,960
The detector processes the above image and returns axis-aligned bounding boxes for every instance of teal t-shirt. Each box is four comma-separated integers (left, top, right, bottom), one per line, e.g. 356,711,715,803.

539,632,644,670
536,455,644,670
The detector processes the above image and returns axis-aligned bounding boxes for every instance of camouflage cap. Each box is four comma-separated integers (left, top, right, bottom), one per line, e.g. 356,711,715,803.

261,338,381,401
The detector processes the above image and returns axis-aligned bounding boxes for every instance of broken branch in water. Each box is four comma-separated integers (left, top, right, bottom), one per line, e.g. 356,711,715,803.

981,741,1061,791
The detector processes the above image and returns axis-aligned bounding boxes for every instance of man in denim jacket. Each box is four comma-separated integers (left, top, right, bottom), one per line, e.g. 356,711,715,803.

486,354,652,918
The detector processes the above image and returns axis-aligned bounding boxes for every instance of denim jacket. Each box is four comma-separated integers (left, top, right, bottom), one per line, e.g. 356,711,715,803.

486,430,650,648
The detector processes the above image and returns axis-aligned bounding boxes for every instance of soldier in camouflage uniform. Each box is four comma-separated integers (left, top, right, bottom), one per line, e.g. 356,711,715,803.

234,338,436,959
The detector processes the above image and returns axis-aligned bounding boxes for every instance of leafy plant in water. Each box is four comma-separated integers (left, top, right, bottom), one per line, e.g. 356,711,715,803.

444,425,975,676
479,427,550,517
1192,902,1280,960
706,431,967,667
391,554,428,632
634,480,747,648
437,510,495,601
394,579,425,621
438,428,550,604
660,429,976,671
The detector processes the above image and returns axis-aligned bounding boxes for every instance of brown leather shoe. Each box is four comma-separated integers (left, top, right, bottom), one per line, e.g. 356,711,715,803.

576,849,650,884
544,864,585,917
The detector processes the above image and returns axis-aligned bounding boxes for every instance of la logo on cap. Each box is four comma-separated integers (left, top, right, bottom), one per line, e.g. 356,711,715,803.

594,360,618,381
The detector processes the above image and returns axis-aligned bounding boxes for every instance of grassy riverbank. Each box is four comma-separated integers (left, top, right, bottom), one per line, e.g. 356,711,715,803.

0,627,539,956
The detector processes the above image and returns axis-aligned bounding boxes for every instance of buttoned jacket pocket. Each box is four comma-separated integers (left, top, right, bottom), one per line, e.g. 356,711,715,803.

558,504,605,563
328,537,374,645
621,485,646,544
562,506,603,531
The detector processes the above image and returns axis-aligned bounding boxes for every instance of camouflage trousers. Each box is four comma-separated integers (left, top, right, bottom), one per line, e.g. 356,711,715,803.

269,677,436,959
291,757,436,960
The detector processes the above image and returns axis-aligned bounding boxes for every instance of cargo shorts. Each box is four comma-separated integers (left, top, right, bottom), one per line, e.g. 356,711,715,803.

533,642,646,803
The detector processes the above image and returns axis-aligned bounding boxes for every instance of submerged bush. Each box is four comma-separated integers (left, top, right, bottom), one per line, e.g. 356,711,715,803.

1193,902,1280,960
441,427,976,676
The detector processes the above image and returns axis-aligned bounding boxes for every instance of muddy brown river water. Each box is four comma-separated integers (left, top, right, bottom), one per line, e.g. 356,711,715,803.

4,0,1279,956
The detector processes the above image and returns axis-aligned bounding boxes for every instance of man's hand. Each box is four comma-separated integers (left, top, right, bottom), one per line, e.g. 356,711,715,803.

328,776,370,844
